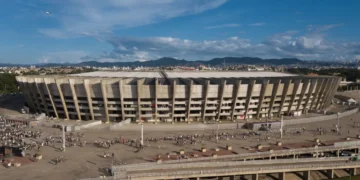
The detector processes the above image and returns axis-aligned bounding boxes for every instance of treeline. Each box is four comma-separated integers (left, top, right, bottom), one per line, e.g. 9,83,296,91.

0,73,19,94
287,68,360,81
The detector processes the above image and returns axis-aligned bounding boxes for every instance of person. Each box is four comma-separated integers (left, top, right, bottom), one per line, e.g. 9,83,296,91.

111,153,114,158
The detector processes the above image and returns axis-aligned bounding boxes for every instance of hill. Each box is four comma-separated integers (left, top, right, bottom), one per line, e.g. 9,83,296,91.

0,57,305,67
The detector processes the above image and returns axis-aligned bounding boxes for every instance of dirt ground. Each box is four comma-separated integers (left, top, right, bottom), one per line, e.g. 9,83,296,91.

0,96,359,180
0,112,359,180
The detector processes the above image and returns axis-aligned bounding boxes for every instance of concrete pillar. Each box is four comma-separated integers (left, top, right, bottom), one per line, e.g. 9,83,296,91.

69,79,82,120
231,80,241,120
44,78,59,118
100,80,110,123
27,80,42,112
320,78,335,109
172,80,177,121
326,169,334,179
55,79,69,120
34,78,50,116
216,80,226,121
278,79,292,115
256,80,269,119
252,174,259,180
328,78,341,107
136,79,144,121
303,79,317,114
325,78,341,107
314,78,330,109
287,79,301,114
201,80,210,121
154,78,158,121
268,79,281,117
186,80,193,121
303,171,310,180
244,79,256,120
309,78,325,110
296,79,310,111
119,80,125,121
279,172,286,180
83,79,95,120
196,177,200,180
350,168,357,176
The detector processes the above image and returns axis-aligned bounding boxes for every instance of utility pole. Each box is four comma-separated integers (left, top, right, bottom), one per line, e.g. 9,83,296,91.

140,123,144,146
216,122,219,143
280,115,284,139
337,113,340,132
62,125,66,152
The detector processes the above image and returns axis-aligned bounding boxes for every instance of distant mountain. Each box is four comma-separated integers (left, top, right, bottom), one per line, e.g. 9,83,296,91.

0,57,306,67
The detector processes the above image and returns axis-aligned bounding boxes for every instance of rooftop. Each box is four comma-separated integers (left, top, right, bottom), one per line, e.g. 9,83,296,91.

166,71,296,78
69,71,162,78
70,71,297,78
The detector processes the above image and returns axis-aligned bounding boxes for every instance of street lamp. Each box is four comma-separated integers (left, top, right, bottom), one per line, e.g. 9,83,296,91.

216,121,219,143
280,114,284,139
62,125,66,152
337,112,340,132
140,122,144,147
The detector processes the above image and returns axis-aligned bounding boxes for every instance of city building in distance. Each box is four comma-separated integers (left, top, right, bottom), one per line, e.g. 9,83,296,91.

16,71,340,122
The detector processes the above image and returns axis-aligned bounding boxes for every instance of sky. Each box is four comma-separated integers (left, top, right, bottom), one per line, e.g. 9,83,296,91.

1,0,360,64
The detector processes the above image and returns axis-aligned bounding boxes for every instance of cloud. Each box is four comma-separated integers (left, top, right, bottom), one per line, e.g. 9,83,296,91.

249,22,266,26
204,23,240,29
38,28,70,39
79,29,360,62
306,24,343,33
38,56,50,63
37,0,227,38
38,51,88,63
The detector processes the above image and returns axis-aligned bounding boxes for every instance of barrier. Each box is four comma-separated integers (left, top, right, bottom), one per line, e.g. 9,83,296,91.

113,157,349,172
112,140,360,172
284,108,359,126
125,162,360,179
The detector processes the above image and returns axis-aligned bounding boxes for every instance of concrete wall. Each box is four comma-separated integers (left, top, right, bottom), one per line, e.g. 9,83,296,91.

284,108,359,125
16,75,341,123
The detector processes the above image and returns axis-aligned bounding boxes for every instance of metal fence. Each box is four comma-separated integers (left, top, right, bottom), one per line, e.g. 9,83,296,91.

113,157,349,172
125,161,360,179
284,107,359,125
113,141,360,172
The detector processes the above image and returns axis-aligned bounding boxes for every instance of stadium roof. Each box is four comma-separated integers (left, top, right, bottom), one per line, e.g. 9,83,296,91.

70,71,297,78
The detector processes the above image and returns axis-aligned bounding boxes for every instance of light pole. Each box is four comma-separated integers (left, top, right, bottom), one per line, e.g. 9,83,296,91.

62,125,66,152
280,115,284,139
337,112,340,132
140,122,144,146
216,121,219,143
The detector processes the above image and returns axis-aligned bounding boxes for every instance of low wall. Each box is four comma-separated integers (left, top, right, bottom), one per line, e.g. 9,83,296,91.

284,108,359,126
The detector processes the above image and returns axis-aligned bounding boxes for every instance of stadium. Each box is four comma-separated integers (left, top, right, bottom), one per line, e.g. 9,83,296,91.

16,71,340,123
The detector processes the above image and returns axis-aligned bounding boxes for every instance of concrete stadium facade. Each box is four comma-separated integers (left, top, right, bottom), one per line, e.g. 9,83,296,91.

16,71,341,123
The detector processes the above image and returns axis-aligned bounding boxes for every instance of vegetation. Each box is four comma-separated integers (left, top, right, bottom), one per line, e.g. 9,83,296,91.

287,68,360,82
0,73,20,94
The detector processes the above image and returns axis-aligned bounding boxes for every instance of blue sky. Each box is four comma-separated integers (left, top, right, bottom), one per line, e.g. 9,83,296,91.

1,0,360,64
